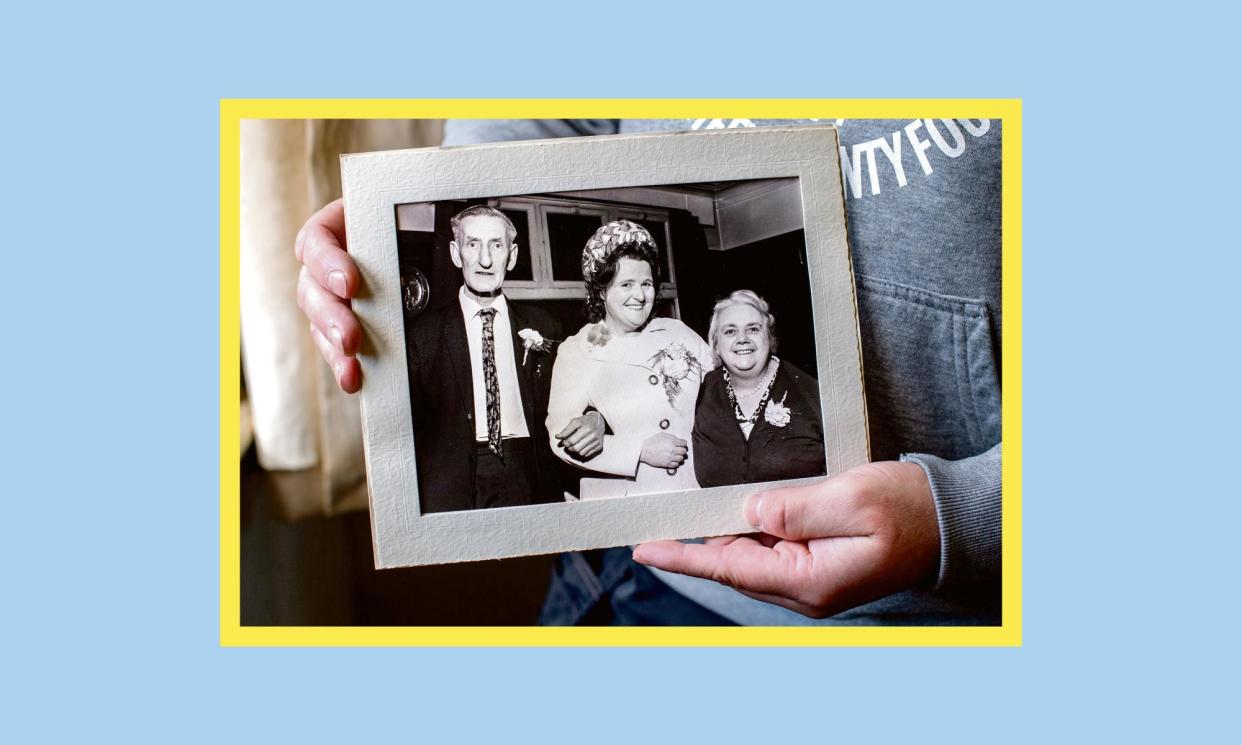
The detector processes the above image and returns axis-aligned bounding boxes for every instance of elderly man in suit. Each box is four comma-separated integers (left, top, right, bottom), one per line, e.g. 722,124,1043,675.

407,205,602,513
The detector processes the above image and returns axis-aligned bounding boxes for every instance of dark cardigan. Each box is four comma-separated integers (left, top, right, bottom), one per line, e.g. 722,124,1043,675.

692,360,828,488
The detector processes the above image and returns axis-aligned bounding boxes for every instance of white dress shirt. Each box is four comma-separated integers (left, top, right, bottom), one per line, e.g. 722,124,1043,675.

458,287,530,441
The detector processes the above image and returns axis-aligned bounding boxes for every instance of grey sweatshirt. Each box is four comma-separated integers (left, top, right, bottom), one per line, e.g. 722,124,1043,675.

444,118,1002,625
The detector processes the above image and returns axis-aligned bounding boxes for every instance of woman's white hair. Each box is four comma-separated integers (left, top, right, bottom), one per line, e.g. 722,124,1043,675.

706,289,778,367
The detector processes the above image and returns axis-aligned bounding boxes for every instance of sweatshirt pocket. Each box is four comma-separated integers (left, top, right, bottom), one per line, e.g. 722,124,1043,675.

856,274,1000,462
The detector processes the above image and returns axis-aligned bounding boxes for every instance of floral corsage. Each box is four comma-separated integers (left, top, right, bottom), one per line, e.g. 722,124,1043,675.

764,391,792,427
586,323,612,348
648,342,703,406
518,328,555,365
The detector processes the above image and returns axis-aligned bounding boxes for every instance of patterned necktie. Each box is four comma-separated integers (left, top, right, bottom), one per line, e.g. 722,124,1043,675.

478,307,503,459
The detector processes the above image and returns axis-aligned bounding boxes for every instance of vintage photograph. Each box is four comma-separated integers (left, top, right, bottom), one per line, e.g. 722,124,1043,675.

238,113,1007,628
396,181,828,514
341,127,869,566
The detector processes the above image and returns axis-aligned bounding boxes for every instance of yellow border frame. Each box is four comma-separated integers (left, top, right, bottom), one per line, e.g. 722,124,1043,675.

220,99,1022,647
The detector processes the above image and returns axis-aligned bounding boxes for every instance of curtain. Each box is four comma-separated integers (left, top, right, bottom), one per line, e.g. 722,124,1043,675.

239,119,444,518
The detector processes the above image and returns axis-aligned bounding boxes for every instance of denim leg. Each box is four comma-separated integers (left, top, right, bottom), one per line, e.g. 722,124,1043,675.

539,547,737,626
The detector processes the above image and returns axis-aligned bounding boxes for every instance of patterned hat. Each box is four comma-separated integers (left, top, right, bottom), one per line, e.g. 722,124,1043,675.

581,220,657,282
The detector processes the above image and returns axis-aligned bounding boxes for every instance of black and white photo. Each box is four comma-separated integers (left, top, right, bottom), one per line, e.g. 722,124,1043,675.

398,185,832,512
342,127,868,566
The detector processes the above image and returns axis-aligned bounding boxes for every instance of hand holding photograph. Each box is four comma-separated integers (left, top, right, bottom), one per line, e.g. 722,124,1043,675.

341,127,868,567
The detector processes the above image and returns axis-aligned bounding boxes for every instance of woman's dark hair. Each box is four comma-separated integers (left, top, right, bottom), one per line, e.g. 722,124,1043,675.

584,242,661,323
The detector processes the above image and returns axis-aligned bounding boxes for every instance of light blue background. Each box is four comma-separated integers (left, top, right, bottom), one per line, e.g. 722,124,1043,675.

2,1,1236,741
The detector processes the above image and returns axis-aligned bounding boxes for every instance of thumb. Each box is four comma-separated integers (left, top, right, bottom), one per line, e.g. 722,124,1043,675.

743,478,874,541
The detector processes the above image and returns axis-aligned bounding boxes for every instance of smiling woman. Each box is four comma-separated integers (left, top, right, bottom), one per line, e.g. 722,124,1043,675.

545,220,714,500
603,258,656,333
692,290,826,487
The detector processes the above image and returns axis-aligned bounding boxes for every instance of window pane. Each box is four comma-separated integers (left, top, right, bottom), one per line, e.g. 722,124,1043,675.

548,212,606,282
499,208,532,281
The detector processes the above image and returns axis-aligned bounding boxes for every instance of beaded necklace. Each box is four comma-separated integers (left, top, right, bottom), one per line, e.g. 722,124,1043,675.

723,358,780,425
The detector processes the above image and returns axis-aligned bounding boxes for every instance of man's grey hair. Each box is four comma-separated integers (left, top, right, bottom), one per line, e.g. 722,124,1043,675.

451,205,518,245
706,289,778,367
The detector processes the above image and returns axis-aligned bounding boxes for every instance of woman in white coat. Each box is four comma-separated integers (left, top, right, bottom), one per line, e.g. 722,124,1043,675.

546,220,713,500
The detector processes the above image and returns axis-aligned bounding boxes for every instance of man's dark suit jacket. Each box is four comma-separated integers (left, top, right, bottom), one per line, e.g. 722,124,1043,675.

405,298,562,513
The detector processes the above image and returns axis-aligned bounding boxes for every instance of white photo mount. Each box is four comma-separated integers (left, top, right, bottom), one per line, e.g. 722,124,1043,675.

341,126,869,568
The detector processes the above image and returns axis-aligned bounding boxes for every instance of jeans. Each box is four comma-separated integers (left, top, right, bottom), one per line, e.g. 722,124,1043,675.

539,547,737,626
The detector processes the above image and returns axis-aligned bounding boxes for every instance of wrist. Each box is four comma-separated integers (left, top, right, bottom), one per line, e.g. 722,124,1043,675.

900,445,1002,589
889,460,941,587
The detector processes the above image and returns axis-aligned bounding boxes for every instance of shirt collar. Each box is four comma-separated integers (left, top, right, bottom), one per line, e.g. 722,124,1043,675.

458,285,509,321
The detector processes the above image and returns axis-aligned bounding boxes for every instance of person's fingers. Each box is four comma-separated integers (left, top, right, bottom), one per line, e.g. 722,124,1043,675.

732,587,821,617
295,200,345,260
297,268,361,356
632,541,693,565
295,200,358,300
635,537,875,618
562,425,593,451
310,325,362,393
726,532,783,549
704,535,768,549
554,421,582,441
632,539,808,600
743,476,877,541
567,431,602,454
633,540,789,595
569,437,597,454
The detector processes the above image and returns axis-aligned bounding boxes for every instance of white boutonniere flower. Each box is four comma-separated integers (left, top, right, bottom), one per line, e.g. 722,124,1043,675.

518,328,550,365
764,391,792,427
